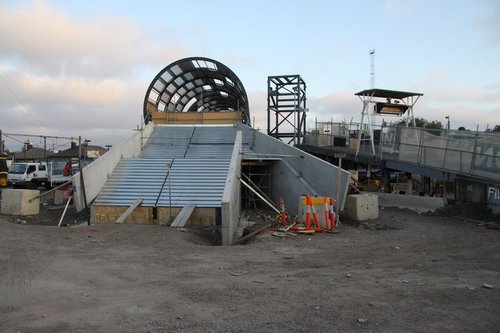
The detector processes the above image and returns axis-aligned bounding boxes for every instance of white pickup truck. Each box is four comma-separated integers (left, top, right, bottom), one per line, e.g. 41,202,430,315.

8,161,73,188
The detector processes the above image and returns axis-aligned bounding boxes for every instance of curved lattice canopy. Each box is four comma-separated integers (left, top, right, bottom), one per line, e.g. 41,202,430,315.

143,57,250,125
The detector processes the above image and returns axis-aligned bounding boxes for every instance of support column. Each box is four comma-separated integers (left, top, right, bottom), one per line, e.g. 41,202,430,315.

406,172,412,195
383,167,390,193
423,176,431,196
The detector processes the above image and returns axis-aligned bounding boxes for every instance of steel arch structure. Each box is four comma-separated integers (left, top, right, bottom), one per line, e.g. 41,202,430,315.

143,57,250,126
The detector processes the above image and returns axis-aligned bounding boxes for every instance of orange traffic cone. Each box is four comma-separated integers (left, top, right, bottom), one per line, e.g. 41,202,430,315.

279,197,287,226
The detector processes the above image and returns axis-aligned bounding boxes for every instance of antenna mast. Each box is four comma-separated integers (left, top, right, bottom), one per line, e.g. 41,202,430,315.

369,49,375,89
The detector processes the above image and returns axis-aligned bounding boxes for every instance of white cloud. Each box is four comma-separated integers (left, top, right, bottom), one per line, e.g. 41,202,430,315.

247,90,267,131
0,1,190,150
0,1,186,78
1,0,498,153
306,91,361,130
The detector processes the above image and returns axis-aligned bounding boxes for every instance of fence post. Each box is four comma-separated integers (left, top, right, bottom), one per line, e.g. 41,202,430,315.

470,131,479,175
417,127,425,166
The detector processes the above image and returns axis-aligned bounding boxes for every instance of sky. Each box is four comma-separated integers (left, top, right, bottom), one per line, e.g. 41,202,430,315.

0,0,499,151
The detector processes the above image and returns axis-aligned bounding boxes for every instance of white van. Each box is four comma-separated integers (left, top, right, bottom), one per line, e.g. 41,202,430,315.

8,162,50,188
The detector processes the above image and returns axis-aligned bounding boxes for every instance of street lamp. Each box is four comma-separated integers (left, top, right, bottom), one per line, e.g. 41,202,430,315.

445,116,450,130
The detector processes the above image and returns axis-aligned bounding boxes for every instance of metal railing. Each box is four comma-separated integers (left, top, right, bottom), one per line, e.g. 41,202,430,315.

305,124,500,182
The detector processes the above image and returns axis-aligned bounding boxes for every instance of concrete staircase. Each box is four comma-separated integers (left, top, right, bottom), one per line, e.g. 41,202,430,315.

94,125,237,208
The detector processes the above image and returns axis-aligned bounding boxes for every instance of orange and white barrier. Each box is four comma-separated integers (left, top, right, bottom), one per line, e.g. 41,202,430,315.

324,196,331,229
305,194,322,231
329,197,336,231
292,194,338,232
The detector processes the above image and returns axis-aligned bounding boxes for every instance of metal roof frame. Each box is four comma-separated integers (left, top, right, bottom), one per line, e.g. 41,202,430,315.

143,57,250,125
354,88,424,157
355,88,423,100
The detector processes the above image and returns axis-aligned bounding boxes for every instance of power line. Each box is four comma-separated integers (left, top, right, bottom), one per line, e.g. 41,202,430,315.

0,73,60,136
3,134,25,145
2,132,73,140
2,132,75,152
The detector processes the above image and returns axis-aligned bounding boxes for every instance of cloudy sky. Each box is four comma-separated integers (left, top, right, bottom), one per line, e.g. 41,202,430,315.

1,0,499,151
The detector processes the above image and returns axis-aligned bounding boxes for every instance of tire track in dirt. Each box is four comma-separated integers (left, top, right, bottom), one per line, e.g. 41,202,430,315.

0,247,32,305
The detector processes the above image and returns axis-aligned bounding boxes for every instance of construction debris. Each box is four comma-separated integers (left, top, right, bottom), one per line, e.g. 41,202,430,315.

234,194,343,245
232,224,273,245
272,231,298,239
485,223,500,230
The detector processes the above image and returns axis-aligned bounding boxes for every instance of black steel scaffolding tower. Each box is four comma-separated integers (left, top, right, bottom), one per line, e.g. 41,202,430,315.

267,75,306,145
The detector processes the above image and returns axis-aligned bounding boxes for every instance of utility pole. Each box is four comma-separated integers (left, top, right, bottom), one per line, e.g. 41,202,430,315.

369,49,376,89
0,129,3,154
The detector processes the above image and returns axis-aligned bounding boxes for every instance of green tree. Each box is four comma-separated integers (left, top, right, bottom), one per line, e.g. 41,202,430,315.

493,125,500,132
394,117,443,129
425,120,443,129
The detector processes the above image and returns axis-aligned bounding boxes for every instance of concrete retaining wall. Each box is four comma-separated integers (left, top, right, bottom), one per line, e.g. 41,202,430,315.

366,191,447,213
221,131,242,245
239,125,350,216
457,177,500,214
73,123,155,212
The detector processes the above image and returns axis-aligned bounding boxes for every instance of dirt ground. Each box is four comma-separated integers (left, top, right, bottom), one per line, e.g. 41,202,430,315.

1,200,499,332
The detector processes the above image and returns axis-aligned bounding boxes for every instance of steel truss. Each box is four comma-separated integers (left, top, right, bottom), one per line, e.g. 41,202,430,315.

267,75,307,145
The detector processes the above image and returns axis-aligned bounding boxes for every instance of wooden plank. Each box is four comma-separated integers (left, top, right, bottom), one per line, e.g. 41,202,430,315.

170,205,196,227
115,198,143,224
151,110,243,125
57,195,72,228
232,224,272,245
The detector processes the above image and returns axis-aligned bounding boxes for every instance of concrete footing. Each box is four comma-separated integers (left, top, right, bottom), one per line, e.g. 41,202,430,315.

1,189,40,216
345,194,379,221
91,205,217,225
368,192,447,213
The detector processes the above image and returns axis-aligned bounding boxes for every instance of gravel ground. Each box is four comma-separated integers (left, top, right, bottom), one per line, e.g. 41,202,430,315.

1,204,499,333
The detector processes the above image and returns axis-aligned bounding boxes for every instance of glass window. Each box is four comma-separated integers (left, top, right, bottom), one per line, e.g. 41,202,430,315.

160,71,173,83
148,89,159,103
9,164,27,174
174,77,184,86
153,80,166,92
158,101,166,111
170,65,182,76
160,92,170,102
